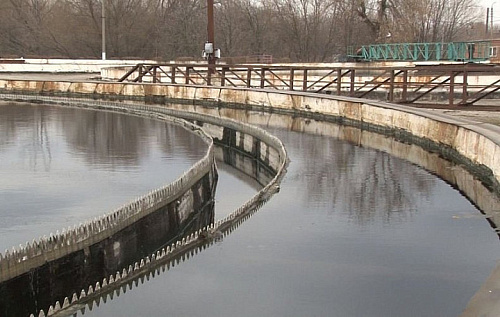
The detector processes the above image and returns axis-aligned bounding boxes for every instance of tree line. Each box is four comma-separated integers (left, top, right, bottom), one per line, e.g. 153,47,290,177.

0,0,484,62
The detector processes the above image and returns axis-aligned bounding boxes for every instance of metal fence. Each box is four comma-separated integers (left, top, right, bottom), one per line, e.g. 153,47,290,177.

116,63,500,106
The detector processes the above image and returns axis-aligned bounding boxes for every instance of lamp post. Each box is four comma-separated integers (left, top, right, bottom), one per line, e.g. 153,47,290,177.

102,0,106,60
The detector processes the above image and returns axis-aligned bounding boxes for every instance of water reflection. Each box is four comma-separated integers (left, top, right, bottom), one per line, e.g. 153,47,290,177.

0,104,53,172
0,103,206,170
59,107,199,168
0,102,208,253
288,133,433,225
266,116,500,232
195,107,437,225
209,107,499,229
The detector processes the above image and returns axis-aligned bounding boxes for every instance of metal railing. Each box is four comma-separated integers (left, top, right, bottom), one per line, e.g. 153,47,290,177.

117,63,500,106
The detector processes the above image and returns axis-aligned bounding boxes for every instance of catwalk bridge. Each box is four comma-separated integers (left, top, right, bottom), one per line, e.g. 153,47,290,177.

115,62,500,107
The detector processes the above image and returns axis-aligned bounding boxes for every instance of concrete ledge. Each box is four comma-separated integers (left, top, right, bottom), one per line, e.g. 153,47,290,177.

0,94,289,317
3,79,497,187
0,100,218,284
1,79,498,188
0,59,155,73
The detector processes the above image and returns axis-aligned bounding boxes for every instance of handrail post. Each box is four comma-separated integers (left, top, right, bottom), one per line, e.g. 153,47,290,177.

260,68,266,89
290,68,295,91
221,67,227,87
402,70,408,102
388,69,394,101
138,65,143,83
171,66,176,84
185,67,191,85
336,68,342,95
350,69,355,97
302,69,308,91
449,71,455,106
462,70,468,104
247,68,252,88
153,66,158,83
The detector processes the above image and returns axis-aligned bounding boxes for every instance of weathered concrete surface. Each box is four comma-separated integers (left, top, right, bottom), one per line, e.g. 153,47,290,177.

460,260,500,317
0,96,289,317
0,101,220,315
174,107,500,232
1,80,499,188
0,177,215,317
1,80,500,315
0,59,155,73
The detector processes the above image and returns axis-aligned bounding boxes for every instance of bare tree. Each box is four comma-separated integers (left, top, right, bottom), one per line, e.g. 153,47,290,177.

106,0,157,58
269,0,343,61
216,0,246,57
0,0,56,55
355,0,391,43
356,0,481,44
153,0,205,60
237,0,272,56
0,0,486,61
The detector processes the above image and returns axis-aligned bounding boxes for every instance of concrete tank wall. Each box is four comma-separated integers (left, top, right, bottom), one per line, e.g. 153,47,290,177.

0,174,215,317
0,94,289,317
0,99,218,291
1,79,498,190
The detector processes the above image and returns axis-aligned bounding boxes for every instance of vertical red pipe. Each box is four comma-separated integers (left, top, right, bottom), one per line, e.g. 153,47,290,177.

207,0,215,78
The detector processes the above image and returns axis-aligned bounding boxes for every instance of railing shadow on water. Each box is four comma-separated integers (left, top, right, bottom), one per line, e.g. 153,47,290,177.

0,95,289,317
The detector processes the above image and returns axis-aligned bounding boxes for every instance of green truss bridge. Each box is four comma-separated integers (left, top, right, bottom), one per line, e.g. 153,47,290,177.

348,41,491,62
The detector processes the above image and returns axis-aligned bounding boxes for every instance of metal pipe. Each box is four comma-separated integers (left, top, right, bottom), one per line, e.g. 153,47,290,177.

487,7,490,36
491,4,495,37
207,0,215,73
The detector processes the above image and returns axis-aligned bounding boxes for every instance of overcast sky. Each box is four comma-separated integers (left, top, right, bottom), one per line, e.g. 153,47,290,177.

481,0,500,23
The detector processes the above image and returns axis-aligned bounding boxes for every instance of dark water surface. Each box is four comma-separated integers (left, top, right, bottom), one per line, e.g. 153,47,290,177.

1,103,499,317
79,114,499,316
0,102,208,252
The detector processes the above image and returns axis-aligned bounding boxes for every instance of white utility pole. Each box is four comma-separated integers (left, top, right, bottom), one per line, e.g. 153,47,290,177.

102,0,106,60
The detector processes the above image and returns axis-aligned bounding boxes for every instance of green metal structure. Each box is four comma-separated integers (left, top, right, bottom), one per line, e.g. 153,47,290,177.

347,41,491,62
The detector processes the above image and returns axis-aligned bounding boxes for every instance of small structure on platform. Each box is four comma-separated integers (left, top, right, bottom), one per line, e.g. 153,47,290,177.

488,38,500,63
